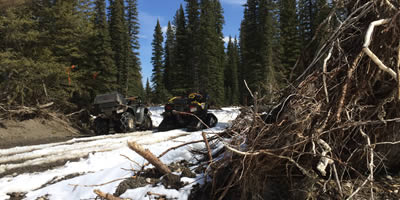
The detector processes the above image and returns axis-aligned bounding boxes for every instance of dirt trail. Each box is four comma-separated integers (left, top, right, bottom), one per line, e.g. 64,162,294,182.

0,118,84,149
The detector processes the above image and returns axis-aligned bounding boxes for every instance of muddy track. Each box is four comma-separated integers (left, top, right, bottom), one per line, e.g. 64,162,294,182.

0,130,190,177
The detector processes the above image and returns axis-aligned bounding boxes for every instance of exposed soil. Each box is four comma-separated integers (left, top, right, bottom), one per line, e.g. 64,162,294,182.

0,118,88,149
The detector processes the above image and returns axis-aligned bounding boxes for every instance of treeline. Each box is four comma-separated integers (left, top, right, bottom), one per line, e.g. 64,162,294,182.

0,0,142,111
149,0,332,105
0,0,333,111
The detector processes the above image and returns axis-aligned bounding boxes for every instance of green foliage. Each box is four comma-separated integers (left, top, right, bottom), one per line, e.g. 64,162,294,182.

109,0,127,93
125,0,143,97
198,0,225,106
224,37,240,105
0,0,144,110
163,21,175,93
151,20,169,104
279,0,300,80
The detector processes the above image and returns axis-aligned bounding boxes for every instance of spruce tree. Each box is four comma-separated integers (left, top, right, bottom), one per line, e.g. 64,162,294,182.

89,0,116,93
279,0,300,80
109,0,128,93
197,0,225,106
184,0,201,91
224,37,240,105
240,0,262,103
126,0,143,96
151,19,168,103
163,21,176,93
171,5,187,95
144,78,152,104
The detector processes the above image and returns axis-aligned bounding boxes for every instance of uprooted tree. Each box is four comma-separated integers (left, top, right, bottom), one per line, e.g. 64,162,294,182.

195,1,400,199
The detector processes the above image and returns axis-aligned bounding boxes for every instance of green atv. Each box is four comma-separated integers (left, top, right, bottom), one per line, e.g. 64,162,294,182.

92,92,152,135
158,93,218,132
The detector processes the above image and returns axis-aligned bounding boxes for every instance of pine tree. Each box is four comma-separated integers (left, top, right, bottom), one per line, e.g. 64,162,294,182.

126,0,143,96
144,78,152,104
109,0,128,93
239,0,281,104
171,5,187,95
184,0,201,91
296,0,331,78
240,0,262,104
197,0,225,106
151,19,168,103
163,21,176,93
279,0,300,80
89,0,116,94
224,37,240,105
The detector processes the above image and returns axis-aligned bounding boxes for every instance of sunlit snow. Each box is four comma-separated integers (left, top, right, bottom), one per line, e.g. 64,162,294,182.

0,107,240,200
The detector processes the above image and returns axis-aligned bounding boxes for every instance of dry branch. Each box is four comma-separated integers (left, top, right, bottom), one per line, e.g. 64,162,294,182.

202,132,213,162
94,189,127,200
127,141,171,175
363,19,395,79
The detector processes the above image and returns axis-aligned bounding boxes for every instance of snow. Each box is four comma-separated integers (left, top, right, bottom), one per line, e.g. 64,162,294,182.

0,106,240,200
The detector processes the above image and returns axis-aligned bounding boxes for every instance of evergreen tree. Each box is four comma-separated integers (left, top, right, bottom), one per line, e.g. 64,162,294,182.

279,0,300,80
184,0,201,91
224,37,240,105
89,0,116,94
109,0,128,93
163,21,176,93
259,0,278,100
239,0,281,104
240,0,262,104
151,19,168,103
170,5,187,95
126,0,143,96
144,78,152,104
198,0,225,106
296,0,331,78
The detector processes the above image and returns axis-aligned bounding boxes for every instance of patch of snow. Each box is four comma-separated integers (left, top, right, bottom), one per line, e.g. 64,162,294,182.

0,106,240,200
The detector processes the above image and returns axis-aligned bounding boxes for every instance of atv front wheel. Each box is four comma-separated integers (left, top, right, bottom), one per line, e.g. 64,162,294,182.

158,117,176,131
144,115,153,130
120,112,136,133
206,113,218,128
94,118,109,135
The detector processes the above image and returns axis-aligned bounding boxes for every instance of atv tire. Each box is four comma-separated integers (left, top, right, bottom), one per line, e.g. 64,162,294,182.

158,117,176,132
206,113,218,128
144,115,153,130
187,118,204,132
120,112,136,133
94,118,109,135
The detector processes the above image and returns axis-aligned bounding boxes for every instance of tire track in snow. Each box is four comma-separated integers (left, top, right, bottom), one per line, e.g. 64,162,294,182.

0,130,189,177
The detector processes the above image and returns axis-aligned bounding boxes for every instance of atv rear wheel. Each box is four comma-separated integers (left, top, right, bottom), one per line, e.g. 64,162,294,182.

94,118,109,135
120,112,136,133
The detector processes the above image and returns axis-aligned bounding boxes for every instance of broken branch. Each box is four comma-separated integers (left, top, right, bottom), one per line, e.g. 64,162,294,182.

127,141,171,175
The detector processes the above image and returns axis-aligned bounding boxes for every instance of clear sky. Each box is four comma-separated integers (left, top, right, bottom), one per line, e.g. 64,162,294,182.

137,0,245,86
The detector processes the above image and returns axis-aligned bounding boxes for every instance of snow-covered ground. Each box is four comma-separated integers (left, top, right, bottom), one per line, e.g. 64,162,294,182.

0,107,240,200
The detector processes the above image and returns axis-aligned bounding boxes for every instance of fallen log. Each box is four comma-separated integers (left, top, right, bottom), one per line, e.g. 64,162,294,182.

127,141,171,175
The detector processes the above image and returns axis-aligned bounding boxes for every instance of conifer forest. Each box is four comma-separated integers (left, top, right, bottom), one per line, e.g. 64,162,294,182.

0,0,331,110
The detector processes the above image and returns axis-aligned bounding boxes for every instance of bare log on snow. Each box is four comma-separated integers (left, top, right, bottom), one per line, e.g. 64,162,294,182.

127,141,171,175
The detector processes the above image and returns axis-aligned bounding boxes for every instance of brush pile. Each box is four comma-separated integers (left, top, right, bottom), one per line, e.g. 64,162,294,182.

196,1,400,199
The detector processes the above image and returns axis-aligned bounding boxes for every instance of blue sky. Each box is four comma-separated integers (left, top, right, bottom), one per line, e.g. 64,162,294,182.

137,0,246,86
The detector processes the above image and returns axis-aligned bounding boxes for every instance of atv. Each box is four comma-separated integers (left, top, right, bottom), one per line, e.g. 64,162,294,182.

92,91,152,135
158,93,218,131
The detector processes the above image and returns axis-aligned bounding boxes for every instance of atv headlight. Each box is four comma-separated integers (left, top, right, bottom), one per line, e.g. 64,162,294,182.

116,108,124,113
